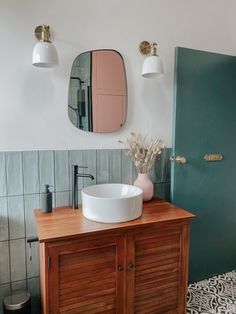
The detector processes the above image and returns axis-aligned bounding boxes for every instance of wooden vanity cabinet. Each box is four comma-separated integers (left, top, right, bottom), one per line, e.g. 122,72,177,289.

35,199,195,314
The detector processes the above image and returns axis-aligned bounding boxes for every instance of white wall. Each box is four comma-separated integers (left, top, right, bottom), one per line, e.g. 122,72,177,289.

0,0,235,151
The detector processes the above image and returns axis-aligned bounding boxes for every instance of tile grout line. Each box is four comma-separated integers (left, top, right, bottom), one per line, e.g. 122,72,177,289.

5,152,9,198
82,150,84,188
0,275,40,288
67,150,69,199
96,150,98,185
108,150,111,184
5,152,12,288
53,150,56,205
3,152,7,198
37,151,40,194
21,152,28,292
95,149,97,185
68,150,71,204
120,149,123,183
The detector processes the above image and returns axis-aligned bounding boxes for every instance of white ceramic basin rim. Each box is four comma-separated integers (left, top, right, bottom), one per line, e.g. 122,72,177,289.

82,184,143,223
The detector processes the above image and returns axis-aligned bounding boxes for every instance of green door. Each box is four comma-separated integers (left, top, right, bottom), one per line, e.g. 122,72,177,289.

172,47,236,282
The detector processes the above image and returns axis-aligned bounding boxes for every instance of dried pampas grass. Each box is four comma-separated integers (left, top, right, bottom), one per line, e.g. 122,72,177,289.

119,132,164,174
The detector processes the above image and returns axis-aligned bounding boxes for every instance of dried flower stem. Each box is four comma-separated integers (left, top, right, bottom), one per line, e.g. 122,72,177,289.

119,133,164,174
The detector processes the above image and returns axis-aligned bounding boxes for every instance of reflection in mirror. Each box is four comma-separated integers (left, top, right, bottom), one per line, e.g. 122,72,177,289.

68,50,127,133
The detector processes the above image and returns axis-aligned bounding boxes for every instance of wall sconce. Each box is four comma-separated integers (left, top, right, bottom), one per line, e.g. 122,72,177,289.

139,41,163,78
32,25,58,68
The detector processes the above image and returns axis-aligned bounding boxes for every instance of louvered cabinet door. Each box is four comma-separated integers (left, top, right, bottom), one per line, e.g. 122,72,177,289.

47,235,125,314
126,224,190,314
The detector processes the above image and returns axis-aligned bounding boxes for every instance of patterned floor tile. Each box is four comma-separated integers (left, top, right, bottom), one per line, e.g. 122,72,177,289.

187,271,236,314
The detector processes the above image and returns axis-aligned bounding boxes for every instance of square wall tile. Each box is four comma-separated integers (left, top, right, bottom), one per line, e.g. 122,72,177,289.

164,148,171,183
109,150,121,183
153,148,171,183
132,163,138,182
27,277,40,296
149,160,156,183
78,190,82,205
11,280,27,292
69,150,83,190
10,239,26,282
0,284,11,314
121,150,133,184
27,277,41,314
55,151,69,192
0,241,10,284
6,152,23,196
55,191,70,207
97,150,109,184
82,150,97,187
154,183,170,201
8,196,25,239
0,153,6,197
0,197,8,241
23,151,39,194
39,151,55,192
152,152,164,183
24,194,39,237
26,241,39,278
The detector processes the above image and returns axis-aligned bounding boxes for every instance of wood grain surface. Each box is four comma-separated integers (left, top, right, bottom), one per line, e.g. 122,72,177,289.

34,199,195,243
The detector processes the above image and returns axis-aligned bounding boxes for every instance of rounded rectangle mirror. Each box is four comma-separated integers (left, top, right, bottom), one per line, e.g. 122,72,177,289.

68,49,127,133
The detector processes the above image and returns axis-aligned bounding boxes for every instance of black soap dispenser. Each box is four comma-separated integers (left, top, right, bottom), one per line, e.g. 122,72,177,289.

41,184,53,213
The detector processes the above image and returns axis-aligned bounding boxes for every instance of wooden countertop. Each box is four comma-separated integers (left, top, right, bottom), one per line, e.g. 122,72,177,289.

34,199,195,243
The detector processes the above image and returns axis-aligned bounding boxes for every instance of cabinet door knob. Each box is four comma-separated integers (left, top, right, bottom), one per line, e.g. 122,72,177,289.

117,265,124,272
128,263,135,270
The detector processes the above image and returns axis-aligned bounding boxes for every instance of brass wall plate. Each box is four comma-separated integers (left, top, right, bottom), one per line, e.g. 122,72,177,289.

203,154,224,161
139,41,152,55
34,25,50,42
170,156,187,164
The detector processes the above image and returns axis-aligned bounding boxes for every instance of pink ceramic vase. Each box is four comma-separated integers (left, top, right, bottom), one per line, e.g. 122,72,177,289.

133,173,153,202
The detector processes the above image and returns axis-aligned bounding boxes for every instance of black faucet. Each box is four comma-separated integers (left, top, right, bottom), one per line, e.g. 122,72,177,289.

72,165,94,209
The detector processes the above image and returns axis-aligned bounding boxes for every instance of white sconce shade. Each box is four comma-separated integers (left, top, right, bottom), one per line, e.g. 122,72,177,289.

32,42,58,68
139,41,163,78
142,55,163,78
32,25,58,68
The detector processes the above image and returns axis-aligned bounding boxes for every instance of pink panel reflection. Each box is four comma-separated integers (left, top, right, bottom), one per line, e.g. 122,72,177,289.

92,50,126,133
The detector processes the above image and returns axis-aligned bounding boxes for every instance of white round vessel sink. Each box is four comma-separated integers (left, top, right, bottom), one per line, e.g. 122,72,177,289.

82,184,143,223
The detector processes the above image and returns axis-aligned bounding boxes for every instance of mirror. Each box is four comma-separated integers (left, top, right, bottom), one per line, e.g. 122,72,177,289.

68,49,127,133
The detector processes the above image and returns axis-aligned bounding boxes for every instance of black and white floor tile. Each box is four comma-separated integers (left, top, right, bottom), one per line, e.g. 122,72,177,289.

187,270,236,314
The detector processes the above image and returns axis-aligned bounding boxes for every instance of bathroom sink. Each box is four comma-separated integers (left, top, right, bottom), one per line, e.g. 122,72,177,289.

81,184,143,223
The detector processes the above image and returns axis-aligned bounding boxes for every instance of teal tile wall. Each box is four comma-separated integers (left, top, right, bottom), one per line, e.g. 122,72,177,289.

0,154,6,197
0,148,170,314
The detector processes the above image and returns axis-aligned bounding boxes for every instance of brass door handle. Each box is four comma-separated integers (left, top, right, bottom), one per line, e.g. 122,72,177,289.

170,156,187,164
203,154,223,161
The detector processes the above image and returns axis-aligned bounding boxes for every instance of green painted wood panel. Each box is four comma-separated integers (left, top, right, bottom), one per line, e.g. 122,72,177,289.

172,47,236,282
